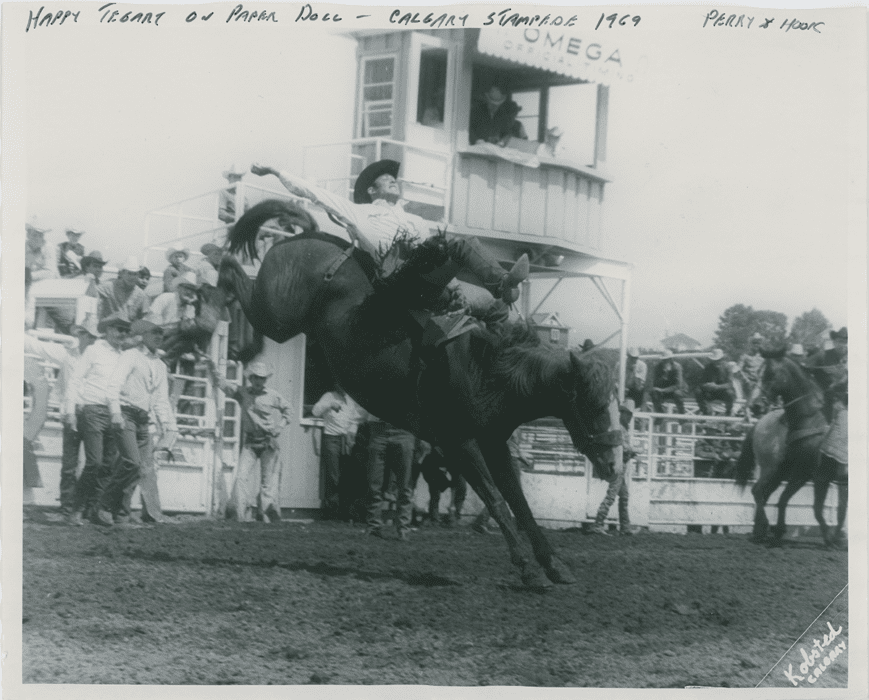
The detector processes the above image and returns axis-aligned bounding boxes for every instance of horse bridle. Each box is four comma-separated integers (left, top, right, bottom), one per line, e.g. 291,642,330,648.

566,392,623,452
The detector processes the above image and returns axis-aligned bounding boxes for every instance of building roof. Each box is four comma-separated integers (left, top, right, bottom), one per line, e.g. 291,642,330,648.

530,312,568,329
661,333,701,350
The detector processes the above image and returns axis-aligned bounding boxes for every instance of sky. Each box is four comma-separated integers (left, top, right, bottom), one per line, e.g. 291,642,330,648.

14,2,859,349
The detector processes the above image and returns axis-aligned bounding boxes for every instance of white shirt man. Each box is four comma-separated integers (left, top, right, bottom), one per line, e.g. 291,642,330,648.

147,271,198,329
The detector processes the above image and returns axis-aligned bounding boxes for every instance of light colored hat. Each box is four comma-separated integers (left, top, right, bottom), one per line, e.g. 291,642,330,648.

200,243,222,256
709,348,724,361
660,349,674,360
72,314,101,338
788,344,805,357
97,314,132,333
627,348,640,359
750,332,764,342
65,224,85,236
120,256,140,272
26,215,51,234
165,247,190,263
172,271,200,290
245,361,273,378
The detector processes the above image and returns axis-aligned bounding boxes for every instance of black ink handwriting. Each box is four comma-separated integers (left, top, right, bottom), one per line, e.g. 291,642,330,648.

26,6,80,31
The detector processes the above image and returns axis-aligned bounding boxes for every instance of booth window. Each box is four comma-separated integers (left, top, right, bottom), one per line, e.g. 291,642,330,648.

513,89,542,142
416,48,447,127
359,56,396,138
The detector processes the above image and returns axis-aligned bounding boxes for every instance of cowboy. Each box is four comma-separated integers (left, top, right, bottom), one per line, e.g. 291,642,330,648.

250,160,529,308
591,403,640,536
24,315,101,513
650,350,686,414
738,332,766,414
469,82,529,147
96,320,178,526
204,359,293,523
147,270,199,331
312,388,365,520
787,343,806,365
624,348,647,410
97,256,151,323
218,164,248,223
163,247,192,293
196,243,224,287
25,216,57,282
67,315,130,524
80,250,108,287
57,224,86,278
696,348,736,416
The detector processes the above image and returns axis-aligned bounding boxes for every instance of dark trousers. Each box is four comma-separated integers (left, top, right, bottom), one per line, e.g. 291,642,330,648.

99,406,163,521
625,387,645,411
696,386,736,416
650,387,686,414
60,412,84,511
320,434,346,516
366,423,415,532
74,405,117,513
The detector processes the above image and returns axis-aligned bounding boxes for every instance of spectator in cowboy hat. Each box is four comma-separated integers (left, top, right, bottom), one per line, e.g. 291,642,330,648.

787,343,806,364
25,215,57,282
96,256,150,323
195,243,224,286
219,164,248,224
81,250,108,281
650,350,686,414
66,314,131,524
147,271,199,331
96,319,178,526
250,161,529,307
58,224,86,278
204,358,293,523
696,348,736,416
163,247,192,293
624,348,647,411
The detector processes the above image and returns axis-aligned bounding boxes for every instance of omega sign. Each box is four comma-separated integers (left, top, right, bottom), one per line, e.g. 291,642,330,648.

477,27,632,84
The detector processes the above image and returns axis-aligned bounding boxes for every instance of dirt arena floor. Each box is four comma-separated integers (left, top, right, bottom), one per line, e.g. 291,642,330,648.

22,506,848,688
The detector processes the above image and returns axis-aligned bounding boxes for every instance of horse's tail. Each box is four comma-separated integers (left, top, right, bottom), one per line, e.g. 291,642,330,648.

735,425,756,487
227,199,318,261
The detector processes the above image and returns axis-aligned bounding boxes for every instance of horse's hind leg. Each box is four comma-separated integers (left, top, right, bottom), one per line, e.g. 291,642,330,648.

771,479,807,546
480,438,574,585
446,439,551,591
813,476,832,546
834,478,848,546
750,476,780,543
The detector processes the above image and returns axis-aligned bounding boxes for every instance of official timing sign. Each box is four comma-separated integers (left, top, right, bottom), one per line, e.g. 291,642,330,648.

477,26,633,85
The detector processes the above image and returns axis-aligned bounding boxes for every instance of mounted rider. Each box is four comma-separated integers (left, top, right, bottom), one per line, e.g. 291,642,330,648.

250,161,529,320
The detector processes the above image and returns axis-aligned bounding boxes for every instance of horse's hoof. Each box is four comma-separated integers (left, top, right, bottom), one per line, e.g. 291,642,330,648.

520,564,554,592
544,557,576,585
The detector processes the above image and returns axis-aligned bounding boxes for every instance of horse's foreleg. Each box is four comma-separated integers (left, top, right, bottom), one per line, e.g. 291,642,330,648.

447,439,550,591
771,479,807,546
480,438,573,585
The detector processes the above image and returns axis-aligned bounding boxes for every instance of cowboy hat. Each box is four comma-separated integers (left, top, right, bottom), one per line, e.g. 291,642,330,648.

65,224,85,236
581,339,595,352
830,327,848,342
97,314,131,333
172,271,200,291
72,314,102,338
25,215,51,234
165,247,190,263
130,319,163,336
245,361,273,378
788,344,805,356
709,348,724,361
353,159,400,204
627,348,640,359
81,250,107,267
660,349,674,359
120,256,141,273
750,332,764,342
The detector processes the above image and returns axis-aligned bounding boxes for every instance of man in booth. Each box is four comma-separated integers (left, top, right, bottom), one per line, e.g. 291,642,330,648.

469,82,529,147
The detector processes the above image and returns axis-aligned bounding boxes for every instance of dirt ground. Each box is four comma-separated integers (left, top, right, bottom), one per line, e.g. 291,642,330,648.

22,506,848,688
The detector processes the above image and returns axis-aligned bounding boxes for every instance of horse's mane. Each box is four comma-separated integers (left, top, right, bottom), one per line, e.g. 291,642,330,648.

489,322,612,407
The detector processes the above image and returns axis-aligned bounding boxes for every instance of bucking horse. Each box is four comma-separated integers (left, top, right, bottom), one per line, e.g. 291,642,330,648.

212,200,623,590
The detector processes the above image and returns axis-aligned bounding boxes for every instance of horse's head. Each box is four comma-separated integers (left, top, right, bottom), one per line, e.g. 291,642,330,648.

562,350,622,477
761,347,821,412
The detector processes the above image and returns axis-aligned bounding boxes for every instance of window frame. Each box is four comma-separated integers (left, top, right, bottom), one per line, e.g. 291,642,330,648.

357,53,399,139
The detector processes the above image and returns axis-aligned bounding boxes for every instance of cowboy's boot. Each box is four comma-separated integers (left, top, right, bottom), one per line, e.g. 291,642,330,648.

590,511,611,536
447,238,529,304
